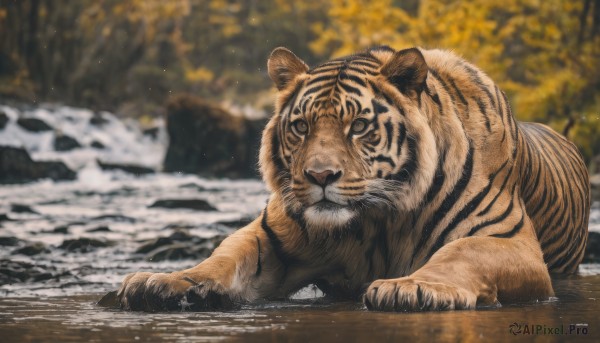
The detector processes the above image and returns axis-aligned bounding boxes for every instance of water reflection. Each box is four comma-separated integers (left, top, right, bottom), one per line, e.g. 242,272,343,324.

1,274,598,342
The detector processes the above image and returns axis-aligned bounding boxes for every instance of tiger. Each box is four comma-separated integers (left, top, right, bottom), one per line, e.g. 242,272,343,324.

117,46,590,312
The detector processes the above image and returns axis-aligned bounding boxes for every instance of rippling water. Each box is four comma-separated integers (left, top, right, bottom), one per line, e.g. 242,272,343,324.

0,173,269,298
0,276,599,342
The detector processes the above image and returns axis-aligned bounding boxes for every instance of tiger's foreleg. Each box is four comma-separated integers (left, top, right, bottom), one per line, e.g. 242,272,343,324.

364,220,553,311
117,216,290,311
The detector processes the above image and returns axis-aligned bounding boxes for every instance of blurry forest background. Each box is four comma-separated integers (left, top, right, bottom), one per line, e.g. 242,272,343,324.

1,0,599,164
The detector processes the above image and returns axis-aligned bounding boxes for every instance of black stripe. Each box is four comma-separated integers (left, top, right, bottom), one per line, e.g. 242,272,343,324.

429,69,455,103
426,159,508,259
384,120,393,150
448,77,468,105
521,132,543,200
371,99,389,114
301,97,309,114
560,234,587,272
475,97,492,132
461,62,496,109
340,72,367,87
339,81,362,95
469,182,517,236
303,82,335,97
529,187,549,218
354,98,363,116
396,124,406,156
386,135,418,183
425,87,443,114
477,165,513,216
361,145,376,154
346,65,378,76
520,131,537,198
494,85,505,123
372,155,396,168
424,149,447,204
495,85,507,142
412,144,474,264
367,80,395,105
308,66,341,74
306,74,337,86
261,206,297,269
490,211,524,238
346,100,356,116
271,125,287,174
255,236,262,277
350,60,380,69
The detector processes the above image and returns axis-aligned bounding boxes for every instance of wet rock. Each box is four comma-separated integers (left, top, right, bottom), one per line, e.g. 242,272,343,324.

0,236,21,246
160,223,197,231
0,146,76,184
584,232,600,263
54,134,82,151
135,230,195,254
10,203,39,214
178,183,224,192
58,237,114,253
89,113,109,126
91,214,136,223
52,225,70,234
97,159,155,175
90,140,105,149
12,242,49,256
0,111,8,129
0,260,45,284
143,127,160,139
136,237,174,254
136,231,223,262
145,244,212,262
178,182,206,191
87,226,111,232
16,117,53,132
0,259,65,284
168,230,194,241
145,244,195,261
149,199,217,211
163,94,266,178
216,217,255,229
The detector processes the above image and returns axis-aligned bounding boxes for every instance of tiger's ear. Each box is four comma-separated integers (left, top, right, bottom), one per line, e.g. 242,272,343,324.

268,47,309,90
380,48,428,96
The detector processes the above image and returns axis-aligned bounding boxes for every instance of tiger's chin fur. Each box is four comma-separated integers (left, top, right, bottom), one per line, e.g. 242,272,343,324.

117,45,589,313
303,203,357,231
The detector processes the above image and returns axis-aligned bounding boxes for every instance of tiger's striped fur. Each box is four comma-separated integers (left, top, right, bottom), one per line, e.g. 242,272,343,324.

117,46,590,312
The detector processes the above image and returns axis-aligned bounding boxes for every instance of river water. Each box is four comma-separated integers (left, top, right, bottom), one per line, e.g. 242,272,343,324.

0,173,598,342
0,104,599,341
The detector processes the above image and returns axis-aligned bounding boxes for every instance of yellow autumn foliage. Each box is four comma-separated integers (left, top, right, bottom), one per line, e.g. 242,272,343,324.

311,0,600,160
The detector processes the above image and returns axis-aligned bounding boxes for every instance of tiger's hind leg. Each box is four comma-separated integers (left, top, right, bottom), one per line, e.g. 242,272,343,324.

364,217,553,311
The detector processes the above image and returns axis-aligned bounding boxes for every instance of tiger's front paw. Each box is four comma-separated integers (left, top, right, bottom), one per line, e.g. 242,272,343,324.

117,271,235,312
364,277,477,311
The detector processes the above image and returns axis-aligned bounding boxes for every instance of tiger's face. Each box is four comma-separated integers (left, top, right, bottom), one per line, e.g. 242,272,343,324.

261,46,438,230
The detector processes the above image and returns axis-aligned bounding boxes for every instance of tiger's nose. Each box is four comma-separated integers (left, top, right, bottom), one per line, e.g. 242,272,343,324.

304,169,342,187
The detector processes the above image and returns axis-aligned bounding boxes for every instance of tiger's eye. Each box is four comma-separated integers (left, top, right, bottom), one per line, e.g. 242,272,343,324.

351,119,368,134
293,120,308,135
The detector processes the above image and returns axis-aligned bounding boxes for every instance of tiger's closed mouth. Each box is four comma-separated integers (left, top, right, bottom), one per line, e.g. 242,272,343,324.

311,200,346,211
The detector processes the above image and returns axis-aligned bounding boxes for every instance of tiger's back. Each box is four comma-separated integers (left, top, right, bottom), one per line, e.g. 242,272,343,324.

516,122,590,273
